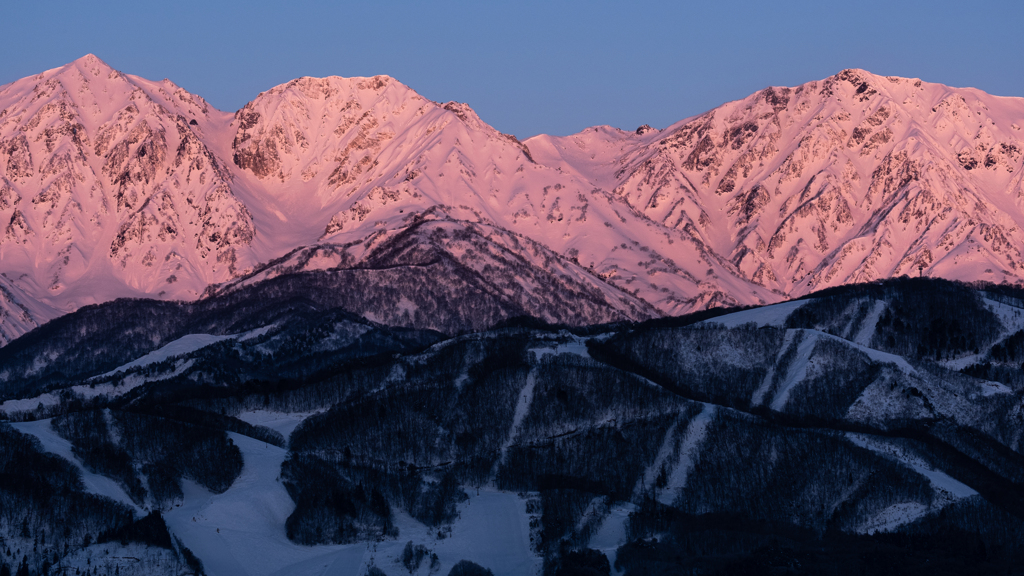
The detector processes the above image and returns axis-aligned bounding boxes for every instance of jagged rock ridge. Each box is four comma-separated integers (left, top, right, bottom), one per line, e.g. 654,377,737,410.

3,57,1024,344
533,69,1024,296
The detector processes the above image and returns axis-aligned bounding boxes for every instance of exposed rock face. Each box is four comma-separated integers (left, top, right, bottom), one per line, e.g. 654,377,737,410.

586,69,1024,295
3,59,1024,344
0,55,255,344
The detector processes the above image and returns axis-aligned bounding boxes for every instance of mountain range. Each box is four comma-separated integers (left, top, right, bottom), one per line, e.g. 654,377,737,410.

4,55,1024,345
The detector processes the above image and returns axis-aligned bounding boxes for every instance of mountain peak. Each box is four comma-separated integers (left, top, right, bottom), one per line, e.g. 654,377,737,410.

72,53,110,67
819,68,918,97
831,68,927,86
253,74,410,103
63,53,117,78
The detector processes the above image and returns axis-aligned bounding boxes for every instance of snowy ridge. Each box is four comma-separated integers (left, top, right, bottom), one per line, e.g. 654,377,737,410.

567,69,1024,297
697,298,807,329
846,433,978,533
6,60,1024,343
0,55,254,343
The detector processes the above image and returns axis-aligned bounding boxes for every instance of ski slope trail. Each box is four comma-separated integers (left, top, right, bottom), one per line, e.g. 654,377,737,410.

846,433,978,534
633,417,683,498
11,419,142,513
769,331,819,411
853,300,886,346
655,404,716,506
496,362,540,470
751,329,799,406
588,503,636,576
163,433,367,576
164,433,539,576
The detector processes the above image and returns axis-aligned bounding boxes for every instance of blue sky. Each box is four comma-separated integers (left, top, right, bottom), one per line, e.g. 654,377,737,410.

2,0,1022,137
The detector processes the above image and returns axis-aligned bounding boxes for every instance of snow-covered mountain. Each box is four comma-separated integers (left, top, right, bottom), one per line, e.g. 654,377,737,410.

3,57,1024,344
535,69,1024,296
0,55,255,344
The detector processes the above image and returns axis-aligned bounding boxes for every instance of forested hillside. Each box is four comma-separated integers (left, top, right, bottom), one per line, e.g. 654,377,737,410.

2,277,1024,575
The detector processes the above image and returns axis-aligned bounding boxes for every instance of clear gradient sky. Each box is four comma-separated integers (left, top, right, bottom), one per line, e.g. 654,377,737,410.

2,0,1022,137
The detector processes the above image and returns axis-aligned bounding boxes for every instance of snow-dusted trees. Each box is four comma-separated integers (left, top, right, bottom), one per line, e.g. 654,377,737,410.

591,324,784,409
51,410,243,507
0,425,134,575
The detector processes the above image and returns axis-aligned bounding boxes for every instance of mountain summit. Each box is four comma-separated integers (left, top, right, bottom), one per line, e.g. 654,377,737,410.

2,60,1024,344
580,69,1024,294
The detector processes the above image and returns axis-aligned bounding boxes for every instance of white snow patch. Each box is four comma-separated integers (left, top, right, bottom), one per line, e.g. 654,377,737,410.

1,365,190,415
818,330,918,375
936,297,1024,373
236,410,322,439
858,502,930,535
698,299,807,328
574,497,606,536
11,419,142,512
0,392,61,414
238,324,277,342
846,378,922,424
940,352,987,371
846,434,976,499
634,418,681,498
979,380,1013,396
453,369,470,391
983,297,1024,334
400,488,541,576
767,326,918,413
530,338,592,361
87,325,274,384
165,434,367,576
86,360,194,397
396,296,418,316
